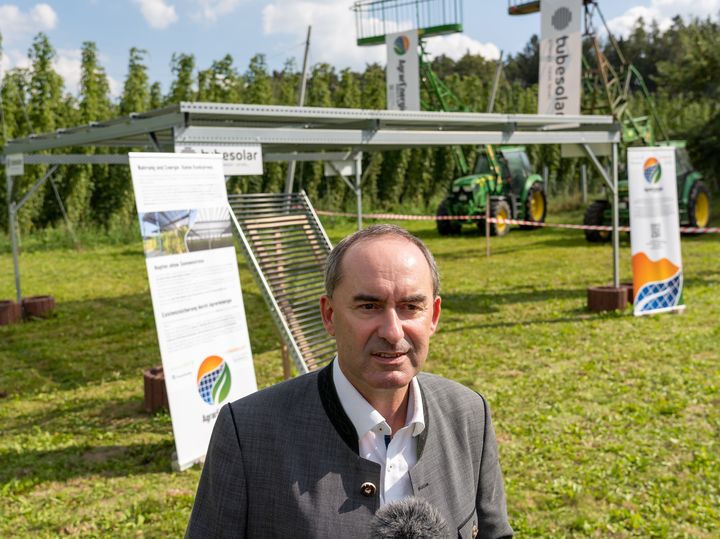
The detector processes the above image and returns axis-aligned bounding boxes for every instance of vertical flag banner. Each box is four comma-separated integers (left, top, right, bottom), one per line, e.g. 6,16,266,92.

386,30,420,111
628,147,685,316
129,152,257,470
539,0,582,116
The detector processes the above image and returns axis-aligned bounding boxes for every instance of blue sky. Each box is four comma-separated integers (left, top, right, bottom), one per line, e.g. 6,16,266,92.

1,0,717,98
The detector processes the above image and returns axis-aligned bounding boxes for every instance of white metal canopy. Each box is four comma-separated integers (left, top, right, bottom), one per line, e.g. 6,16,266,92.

3,101,619,155
3,101,622,307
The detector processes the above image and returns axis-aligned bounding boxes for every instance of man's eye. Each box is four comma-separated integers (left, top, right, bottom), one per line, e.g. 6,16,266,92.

359,303,377,310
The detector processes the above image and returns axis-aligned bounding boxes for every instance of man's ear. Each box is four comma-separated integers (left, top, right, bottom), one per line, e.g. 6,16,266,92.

320,295,335,336
429,295,441,336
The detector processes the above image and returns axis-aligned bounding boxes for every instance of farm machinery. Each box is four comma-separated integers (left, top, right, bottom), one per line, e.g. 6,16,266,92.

352,0,548,236
510,0,712,241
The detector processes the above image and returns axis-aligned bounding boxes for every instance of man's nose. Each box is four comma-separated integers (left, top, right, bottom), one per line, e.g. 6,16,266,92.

377,308,404,343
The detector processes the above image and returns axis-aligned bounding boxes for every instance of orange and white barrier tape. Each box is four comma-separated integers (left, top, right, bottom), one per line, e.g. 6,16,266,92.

315,210,720,234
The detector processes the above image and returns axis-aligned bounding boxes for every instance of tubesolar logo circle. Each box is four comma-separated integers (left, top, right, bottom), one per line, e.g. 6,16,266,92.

551,8,572,31
643,157,662,184
197,355,232,405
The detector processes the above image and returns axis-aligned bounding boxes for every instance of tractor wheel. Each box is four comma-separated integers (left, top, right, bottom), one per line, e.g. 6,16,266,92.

583,200,611,243
490,199,512,236
687,181,711,229
436,199,461,236
520,182,547,229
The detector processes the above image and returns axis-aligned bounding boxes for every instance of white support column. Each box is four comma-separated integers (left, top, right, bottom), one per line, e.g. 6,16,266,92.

6,168,21,304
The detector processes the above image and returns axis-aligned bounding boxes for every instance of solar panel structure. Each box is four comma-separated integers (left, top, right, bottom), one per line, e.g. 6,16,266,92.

228,192,336,374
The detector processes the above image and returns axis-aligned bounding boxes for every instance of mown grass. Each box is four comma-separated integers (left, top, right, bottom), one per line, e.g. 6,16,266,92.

1,213,718,537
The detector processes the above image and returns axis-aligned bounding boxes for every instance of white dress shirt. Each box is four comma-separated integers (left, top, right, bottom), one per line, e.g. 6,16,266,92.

332,359,425,505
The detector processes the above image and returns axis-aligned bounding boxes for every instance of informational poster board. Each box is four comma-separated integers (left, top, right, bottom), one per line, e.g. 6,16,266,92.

539,0,582,116
129,152,257,470
628,147,685,316
386,30,420,111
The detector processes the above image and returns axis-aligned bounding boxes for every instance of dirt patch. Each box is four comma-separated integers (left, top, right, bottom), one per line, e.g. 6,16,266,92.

82,445,127,463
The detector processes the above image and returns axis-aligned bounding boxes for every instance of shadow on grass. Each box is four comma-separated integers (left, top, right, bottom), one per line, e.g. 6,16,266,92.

441,310,608,332
1,440,176,493
441,286,587,314
0,289,278,396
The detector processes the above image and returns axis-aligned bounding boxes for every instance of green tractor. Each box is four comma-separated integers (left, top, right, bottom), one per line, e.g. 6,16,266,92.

352,0,548,238
583,142,711,242
436,145,546,236
508,0,712,241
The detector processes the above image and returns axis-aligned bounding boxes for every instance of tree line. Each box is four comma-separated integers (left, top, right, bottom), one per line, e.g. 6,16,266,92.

1,14,718,232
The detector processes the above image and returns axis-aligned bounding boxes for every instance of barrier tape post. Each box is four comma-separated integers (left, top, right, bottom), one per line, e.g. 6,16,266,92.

485,204,491,257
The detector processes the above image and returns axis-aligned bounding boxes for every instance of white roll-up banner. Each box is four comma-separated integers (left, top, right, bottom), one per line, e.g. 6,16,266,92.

539,0,582,115
386,30,420,111
628,147,685,316
129,152,258,470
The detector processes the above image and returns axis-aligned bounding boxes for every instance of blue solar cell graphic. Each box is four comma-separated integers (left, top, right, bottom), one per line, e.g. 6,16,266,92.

636,272,683,313
198,366,222,404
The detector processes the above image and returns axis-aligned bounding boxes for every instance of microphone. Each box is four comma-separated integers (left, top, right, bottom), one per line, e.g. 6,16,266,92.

368,496,450,538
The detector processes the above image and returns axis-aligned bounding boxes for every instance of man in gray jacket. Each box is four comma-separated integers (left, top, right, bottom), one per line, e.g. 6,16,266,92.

186,224,512,538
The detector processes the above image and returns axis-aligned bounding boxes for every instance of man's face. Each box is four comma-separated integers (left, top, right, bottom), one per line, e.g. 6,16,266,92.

320,236,441,399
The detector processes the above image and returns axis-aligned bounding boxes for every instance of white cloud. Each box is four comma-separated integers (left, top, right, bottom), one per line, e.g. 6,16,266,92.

53,48,82,95
108,76,122,99
133,0,178,29
607,0,720,37
262,1,385,69
424,34,501,62
191,0,244,22
0,3,58,43
261,0,500,70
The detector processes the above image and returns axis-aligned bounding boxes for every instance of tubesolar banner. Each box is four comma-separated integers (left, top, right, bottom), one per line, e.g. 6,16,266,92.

129,152,258,469
538,0,582,116
628,147,685,316
386,30,420,111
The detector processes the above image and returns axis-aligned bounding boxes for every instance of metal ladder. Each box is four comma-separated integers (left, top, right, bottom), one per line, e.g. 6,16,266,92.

228,192,336,374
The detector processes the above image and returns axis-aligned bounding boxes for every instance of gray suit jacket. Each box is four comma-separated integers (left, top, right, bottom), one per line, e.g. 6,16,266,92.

186,363,512,538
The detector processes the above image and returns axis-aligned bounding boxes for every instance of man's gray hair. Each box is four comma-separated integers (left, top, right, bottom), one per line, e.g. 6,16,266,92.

324,224,440,298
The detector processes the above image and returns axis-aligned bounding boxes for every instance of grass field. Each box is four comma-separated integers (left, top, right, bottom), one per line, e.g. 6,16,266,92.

1,214,718,537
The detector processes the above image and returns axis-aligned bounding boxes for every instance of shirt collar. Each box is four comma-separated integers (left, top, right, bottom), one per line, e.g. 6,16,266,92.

332,358,425,438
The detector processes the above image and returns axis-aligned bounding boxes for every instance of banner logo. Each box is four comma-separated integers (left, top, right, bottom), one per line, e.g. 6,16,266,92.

197,355,232,405
393,35,410,55
551,8,572,30
643,157,662,184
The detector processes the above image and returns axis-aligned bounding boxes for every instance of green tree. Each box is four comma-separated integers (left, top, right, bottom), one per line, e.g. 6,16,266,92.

16,33,66,230
61,41,113,225
197,54,241,103
119,48,150,115
244,54,272,105
167,53,196,103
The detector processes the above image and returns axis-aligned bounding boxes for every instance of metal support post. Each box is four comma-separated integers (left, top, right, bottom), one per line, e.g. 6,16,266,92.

581,164,588,203
543,165,549,193
285,25,312,194
6,169,22,304
354,153,362,230
583,143,620,288
611,143,620,287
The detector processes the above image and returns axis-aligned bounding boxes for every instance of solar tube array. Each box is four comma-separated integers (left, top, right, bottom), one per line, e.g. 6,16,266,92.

228,192,336,374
